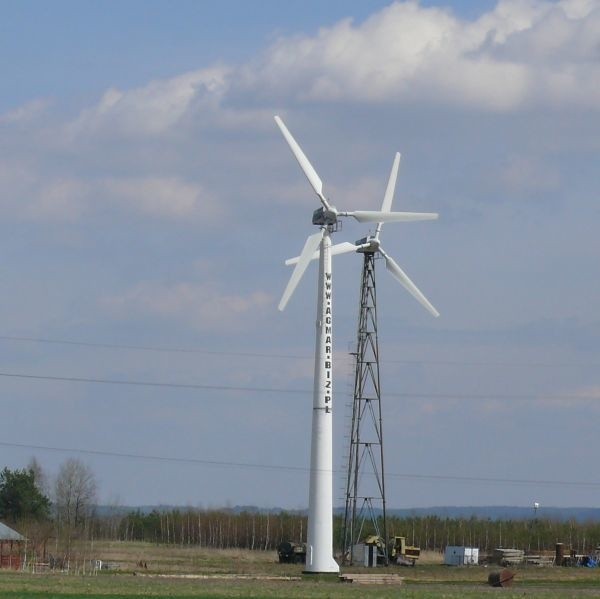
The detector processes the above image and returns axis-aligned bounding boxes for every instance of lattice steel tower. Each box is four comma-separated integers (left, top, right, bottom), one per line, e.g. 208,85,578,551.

342,249,388,565
340,151,439,565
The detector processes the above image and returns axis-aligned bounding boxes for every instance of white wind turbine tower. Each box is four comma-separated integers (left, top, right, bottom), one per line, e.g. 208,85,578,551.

274,116,438,573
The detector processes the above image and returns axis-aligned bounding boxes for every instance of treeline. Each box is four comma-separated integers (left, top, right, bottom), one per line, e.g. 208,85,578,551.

89,510,600,554
4,458,600,556
91,509,307,551
386,515,600,554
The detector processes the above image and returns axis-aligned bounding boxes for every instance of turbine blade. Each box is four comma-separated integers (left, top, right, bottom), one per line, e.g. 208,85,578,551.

274,116,330,210
381,248,440,317
278,230,325,311
382,152,401,214
376,152,401,239
285,241,357,266
349,211,438,223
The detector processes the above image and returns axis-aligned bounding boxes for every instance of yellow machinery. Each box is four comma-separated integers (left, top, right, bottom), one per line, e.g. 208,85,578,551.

362,535,421,566
391,536,421,566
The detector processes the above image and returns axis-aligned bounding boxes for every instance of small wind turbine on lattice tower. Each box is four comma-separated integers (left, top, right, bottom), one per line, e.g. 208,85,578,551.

338,152,439,565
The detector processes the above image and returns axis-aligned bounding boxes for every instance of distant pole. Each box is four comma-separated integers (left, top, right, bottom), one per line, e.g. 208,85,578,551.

533,502,540,552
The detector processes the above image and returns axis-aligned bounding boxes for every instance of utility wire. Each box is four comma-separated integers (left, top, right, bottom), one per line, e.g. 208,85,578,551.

0,334,307,360
0,371,300,395
0,441,305,473
0,370,596,402
2,440,599,489
0,334,595,369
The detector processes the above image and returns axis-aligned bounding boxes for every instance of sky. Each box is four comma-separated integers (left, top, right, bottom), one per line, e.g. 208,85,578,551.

1,0,599,512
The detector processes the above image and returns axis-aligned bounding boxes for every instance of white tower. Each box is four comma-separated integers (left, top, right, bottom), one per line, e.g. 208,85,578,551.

306,232,339,572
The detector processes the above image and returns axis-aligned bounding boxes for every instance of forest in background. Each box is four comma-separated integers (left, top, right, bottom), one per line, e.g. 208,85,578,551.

103,508,600,555
3,460,600,563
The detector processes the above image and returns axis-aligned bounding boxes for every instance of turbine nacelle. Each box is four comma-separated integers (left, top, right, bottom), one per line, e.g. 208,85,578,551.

355,235,380,253
312,206,339,226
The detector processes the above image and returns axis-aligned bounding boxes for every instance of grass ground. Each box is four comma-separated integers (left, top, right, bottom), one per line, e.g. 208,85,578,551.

1,542,600,598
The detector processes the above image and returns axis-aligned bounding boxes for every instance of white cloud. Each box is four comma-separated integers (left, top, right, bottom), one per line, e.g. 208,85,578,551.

0,98,50,124
65,64,277,139
0,162,36,210
31,0,596,159
574,385,600,399
103,177,220,220
327,177,389,211
68,67,231,138
244,0,600,110
102,281,273,332
0,167,218,222
29,178,90,220
1,0,598,227
498,155,561,193
559,0,598,19
533,384,600,412
1,128,226,226
2,0,598,163
0,162,89,222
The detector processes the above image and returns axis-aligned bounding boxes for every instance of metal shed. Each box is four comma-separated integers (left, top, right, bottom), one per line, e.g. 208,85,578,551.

444,545,479,566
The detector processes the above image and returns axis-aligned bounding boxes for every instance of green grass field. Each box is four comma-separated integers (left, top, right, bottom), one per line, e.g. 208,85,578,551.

1,542,600,598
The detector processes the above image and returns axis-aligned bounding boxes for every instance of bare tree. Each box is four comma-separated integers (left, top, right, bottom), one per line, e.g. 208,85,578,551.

54,458,97,532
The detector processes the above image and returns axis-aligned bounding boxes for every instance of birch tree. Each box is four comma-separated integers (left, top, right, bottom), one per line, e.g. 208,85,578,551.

54,458,97,533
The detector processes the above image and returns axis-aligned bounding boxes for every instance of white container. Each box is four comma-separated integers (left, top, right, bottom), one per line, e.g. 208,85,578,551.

444,546,479,566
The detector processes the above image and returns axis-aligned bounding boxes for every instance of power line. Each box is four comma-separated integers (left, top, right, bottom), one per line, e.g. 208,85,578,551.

386,472,600,489
0,334,595,369
0,370,597,402
391,392,599,402
0,371,303,395
384,358,596,369
0,335,308,360
2,440,600,489
0,441,305,473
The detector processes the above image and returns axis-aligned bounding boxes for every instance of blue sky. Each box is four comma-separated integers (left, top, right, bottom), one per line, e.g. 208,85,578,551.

1,0,599,510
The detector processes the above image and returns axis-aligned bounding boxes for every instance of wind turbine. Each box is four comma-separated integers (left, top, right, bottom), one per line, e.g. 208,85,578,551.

340,152,439,565
286,152,440,317
274,115,437,573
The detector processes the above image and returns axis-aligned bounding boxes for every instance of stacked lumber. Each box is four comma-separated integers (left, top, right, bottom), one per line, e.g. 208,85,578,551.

339,573,404,585
493,548,524,565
